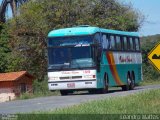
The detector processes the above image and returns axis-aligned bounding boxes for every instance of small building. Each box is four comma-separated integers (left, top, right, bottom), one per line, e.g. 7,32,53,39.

0,71,34,102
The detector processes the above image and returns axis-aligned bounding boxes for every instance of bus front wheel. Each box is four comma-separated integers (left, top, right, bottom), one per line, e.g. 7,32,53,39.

88,75,109,94
99,74,109,94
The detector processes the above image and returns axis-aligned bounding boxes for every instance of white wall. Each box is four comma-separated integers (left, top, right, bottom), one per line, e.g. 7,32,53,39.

0,88,16,103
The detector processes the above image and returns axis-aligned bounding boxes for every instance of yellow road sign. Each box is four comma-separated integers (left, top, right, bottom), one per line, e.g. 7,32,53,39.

148,42,160,72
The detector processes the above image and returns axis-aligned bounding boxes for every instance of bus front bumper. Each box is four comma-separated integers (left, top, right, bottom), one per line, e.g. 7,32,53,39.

48,80,97,90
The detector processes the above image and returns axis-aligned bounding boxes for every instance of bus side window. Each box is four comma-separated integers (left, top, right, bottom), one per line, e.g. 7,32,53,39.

123,36,128,51
116,35,121,50
110,35,116,50
129,37,134,51
102,34,109,49
135,38,140,51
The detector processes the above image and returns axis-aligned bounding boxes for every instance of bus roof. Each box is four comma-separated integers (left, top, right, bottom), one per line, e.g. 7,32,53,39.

48,26,139,37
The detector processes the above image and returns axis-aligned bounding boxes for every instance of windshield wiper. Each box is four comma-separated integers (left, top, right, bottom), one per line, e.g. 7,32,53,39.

59,63,71,70
59,64,66,70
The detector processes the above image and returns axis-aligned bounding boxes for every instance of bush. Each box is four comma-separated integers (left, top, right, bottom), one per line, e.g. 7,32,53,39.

141,35,160,81
18,77,59,100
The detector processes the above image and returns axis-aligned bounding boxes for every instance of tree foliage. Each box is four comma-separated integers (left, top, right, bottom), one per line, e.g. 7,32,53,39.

3,0,143,80
0,23,10,72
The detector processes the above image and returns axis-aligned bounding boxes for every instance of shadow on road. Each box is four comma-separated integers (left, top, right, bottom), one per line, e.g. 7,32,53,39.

68,89,122,96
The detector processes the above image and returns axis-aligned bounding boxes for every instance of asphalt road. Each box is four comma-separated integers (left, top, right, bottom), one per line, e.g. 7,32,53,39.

0,84,160,114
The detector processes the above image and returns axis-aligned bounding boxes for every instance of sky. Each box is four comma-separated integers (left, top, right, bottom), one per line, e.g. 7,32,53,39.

120,0,160,36
0,0,160,36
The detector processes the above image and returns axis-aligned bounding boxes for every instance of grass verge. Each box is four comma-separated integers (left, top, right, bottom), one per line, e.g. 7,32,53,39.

18,89,160,120
51,89,160,114
17,91,60,100
139,80,160,86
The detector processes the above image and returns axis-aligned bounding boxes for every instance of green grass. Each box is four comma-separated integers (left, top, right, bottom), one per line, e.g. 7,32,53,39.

17,90,60,100
18,89,160,120
52,89,160,114
139,79,160,86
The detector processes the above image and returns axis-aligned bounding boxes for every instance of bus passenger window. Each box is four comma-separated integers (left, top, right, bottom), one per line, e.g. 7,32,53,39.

135,38,140,51
129,37,134,51
110,35,115,50
102,34,109,49
123,37,127,50
116,36,121,50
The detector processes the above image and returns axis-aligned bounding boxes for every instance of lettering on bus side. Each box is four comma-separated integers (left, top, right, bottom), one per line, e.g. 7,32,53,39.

61,71,80,74
119,56,132,63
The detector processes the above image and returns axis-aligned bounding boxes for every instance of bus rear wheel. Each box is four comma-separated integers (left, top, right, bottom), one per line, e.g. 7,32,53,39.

129,73,135,90
60,90,68,96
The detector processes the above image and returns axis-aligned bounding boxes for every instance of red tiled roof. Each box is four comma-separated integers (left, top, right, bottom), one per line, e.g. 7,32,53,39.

0,71,34,82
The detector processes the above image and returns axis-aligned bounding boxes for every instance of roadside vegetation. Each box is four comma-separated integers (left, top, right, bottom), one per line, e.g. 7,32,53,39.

18,89,160,120
17,79,60,99
140,80,160,86
49,89,160,114
140,34,160,83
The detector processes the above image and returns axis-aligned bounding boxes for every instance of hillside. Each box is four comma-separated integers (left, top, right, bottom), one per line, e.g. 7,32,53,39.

140,34,160,81
141,34,160,49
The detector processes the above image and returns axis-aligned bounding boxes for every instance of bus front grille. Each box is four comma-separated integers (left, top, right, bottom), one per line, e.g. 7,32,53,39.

72,76,82,79
60,76,82,80
60,77,70,80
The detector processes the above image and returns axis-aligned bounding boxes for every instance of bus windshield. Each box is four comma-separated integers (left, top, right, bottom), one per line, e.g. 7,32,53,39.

48,46,96,70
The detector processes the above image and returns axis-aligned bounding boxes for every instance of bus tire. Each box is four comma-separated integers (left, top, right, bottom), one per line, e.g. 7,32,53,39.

122,74,130,91
99,74,109,94
129,72,135,90
60,90,68,96
88,89,96,94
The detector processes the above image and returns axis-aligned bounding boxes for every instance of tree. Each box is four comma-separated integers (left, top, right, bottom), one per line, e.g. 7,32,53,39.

7,0,143,81
0,23,10,72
